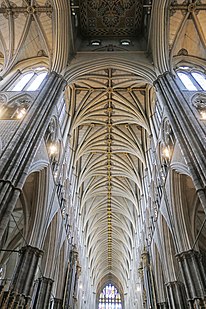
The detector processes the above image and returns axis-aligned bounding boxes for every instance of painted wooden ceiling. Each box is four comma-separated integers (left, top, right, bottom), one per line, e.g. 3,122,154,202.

79,0,144,38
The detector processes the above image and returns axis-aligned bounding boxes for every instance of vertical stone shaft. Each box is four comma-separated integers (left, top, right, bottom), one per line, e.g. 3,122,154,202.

154,73,206,208
0,72,66,239
64,249,78,309
32,277,54,309
2,245,42,308
141,251,156,309
53,298,63,309
176,250,206,302
166,281,188,309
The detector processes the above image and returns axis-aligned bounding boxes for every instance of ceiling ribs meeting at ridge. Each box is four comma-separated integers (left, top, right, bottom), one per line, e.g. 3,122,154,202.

68,68,150,291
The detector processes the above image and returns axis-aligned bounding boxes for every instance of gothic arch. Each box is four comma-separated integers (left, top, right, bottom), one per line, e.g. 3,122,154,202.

24,168,49,248
53,240,69,300
40,212,62,279
66,58,157,85
151,243,167,305
159,214,179,284
96,275,125,309
169,170,198,252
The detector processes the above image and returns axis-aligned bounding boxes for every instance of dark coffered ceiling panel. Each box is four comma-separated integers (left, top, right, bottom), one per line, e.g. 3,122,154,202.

79,0,144,37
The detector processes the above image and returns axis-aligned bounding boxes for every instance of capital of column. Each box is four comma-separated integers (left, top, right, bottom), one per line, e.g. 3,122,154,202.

10,245,43,296
32,276,54,308
52,298,63,309
165,281,188,309
19,245,43,257
157,302,169,309
38,276,54,284
176,249,206,300
176,249,201,261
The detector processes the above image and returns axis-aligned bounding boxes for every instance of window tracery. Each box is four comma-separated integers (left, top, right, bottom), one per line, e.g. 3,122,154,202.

177,67,206,91
98,284,122,309
10,69,48,92
0,94,31,120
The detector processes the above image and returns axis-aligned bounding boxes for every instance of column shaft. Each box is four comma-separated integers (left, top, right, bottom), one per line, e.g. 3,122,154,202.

0,72,66,240
177,250,206,307
32,277,53,309
52,298,63,309
166,281,188,309
154,73,206,207
2,245,42,308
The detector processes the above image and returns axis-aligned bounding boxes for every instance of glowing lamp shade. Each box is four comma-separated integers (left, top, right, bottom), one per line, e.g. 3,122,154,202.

49,143,58,156
200,110,206,120
162,147,170,159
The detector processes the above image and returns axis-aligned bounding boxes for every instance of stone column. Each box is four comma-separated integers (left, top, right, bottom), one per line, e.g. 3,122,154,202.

141,250,156,309
0,72,67,240
73,263,81,307
32,277,54,309
2,245,43,308
166,281,188,309
154,72,206,209
53,298,63,309
64,247,78,309
176,250,206,308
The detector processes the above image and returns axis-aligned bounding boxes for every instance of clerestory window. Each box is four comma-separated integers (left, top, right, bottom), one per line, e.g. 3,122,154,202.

177,67,206,91
98,284,122,309
10,68,48,91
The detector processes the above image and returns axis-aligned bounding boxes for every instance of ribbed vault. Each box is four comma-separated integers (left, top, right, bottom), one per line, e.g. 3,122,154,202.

68,68,151,292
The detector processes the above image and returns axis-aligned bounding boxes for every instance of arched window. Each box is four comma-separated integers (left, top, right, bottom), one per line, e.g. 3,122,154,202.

10,68,48,91
177,67,206,91
98,284,122,309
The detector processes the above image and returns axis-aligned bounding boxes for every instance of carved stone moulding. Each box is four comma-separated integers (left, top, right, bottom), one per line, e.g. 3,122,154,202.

192,93,206,119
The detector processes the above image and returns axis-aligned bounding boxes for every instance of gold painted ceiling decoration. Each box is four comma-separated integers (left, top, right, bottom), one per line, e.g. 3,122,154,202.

79,0,143,37
0,0,52,18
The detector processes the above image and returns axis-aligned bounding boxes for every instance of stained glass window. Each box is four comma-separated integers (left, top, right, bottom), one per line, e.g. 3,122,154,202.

98,284,122,309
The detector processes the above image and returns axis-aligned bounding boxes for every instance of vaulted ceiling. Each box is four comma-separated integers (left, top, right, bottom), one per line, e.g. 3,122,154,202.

0,0,53,72
0,0,206,300
68,68,151,291
169,0,206,62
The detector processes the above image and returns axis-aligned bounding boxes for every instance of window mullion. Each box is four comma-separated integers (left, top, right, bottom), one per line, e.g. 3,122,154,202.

23,73,37,91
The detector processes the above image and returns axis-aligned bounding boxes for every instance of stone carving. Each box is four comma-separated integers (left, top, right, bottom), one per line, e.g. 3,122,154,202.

9,95,31,108
192,93,206,110
1,1,19,19
177,48,188,56
0,94,7,106
45,117,57,142
80,0,143,37
0,95,31,119
162,118,174,147
45,0,53,18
